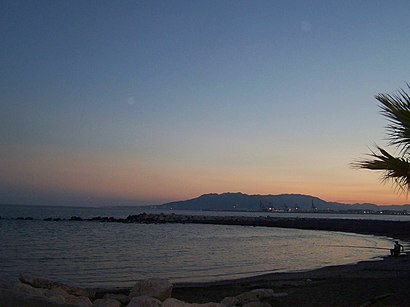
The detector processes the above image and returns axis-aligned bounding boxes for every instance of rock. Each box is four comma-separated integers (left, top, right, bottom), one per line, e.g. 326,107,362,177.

220,296,240,306
129,278,173,301
127,295,162,307
65,294,93,306
44,287,73,304
242,302,272,307
47,294,66,304
13,283,45,297
0,282,11,289
162,298,190,307
248,289,275,299
44,287,71,298
236,292,260,304
0,288,66,307
270,292,288,297
191,303,225,307
162,299,223,307
103,293,130,304
19,273,95,298
93,298,121,307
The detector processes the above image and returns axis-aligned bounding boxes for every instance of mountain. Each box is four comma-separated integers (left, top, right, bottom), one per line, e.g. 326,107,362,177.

157,192,410,212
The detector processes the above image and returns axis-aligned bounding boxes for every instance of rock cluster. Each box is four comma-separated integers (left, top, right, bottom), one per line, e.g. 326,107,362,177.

0,273,287,307
123,213,268,226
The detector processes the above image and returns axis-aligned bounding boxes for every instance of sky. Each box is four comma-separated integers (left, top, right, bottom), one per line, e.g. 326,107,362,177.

1,0,410,206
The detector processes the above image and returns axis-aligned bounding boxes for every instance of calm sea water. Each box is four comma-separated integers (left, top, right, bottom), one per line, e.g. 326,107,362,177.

0,205,401,287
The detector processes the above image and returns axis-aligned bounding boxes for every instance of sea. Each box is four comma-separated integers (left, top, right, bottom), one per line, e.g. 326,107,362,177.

0,204,407,288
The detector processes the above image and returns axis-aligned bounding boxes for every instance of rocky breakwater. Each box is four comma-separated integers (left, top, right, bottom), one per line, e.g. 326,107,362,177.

9,212,410,239
105,213,410,239
123,213,269,226
0,273,287,307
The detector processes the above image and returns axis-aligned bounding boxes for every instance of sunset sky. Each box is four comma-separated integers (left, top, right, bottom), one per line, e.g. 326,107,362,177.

1,0,410,206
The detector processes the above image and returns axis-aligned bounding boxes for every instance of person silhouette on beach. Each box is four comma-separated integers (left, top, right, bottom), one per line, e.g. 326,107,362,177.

390,241,404,257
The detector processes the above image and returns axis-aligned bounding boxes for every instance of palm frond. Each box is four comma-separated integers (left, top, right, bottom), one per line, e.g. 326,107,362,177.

376,84,410,154
353,146,410,192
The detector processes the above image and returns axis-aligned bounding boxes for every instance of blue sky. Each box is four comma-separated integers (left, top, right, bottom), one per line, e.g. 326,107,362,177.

1,0,410,206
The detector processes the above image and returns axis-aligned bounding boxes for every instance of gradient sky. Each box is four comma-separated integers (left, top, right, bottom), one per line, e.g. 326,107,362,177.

1,0,410,206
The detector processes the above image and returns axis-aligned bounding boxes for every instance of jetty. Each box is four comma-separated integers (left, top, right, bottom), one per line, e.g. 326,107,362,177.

6,212,408,240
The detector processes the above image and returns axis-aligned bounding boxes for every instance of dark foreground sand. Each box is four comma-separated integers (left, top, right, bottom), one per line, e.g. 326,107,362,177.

172,253,410,306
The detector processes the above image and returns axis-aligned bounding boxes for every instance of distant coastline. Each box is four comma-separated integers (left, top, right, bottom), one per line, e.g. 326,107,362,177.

200,207,410,216
156,192,410,215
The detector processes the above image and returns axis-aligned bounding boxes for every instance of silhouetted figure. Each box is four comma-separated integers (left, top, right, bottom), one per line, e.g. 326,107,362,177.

390,241,404,257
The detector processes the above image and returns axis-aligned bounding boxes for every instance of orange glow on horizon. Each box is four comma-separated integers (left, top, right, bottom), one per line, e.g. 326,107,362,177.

2,145,410,206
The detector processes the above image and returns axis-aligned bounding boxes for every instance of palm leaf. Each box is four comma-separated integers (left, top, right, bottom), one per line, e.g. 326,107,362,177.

376,84,410,154
353,146,410,192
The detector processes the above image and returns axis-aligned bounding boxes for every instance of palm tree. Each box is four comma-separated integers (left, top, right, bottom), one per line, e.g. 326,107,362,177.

354,84,410,192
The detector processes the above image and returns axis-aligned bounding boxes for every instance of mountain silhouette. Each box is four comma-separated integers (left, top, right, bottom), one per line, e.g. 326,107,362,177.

157,192,410,212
